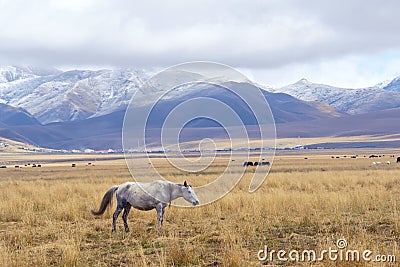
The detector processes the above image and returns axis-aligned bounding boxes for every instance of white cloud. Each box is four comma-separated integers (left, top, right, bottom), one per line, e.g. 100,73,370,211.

247,51,400,88
0,0,399,86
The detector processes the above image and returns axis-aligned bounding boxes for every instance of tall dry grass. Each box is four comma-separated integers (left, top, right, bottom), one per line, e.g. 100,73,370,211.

0,153,399,266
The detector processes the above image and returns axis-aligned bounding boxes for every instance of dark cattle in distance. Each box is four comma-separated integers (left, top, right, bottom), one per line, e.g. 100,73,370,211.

351,156,357,158
72,163,76,167
244,161,269,166
369,155,378,158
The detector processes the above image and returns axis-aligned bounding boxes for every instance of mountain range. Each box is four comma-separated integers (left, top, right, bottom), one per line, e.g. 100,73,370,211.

272,78,400,114
0,66,399,150
0,66,147,124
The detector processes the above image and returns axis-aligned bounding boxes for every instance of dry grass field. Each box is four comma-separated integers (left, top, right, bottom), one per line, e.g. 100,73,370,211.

1,150,400,266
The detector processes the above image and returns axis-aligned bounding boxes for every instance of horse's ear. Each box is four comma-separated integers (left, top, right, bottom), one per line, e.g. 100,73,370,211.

184,181,187,187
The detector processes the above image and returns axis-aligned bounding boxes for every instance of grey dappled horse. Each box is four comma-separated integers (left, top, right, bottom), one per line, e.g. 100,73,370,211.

91,180,199,232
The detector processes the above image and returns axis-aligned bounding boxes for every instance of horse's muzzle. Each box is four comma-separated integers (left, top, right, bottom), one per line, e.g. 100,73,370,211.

192,200,199,206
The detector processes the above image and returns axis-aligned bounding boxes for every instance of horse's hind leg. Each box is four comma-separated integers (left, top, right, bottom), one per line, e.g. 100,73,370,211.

122,204,131,232
112,204,123,232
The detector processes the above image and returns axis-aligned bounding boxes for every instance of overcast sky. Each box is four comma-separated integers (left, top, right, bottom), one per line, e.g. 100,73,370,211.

1,0,400,88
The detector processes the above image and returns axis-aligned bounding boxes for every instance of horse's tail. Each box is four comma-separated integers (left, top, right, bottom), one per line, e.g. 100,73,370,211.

91,186,118,216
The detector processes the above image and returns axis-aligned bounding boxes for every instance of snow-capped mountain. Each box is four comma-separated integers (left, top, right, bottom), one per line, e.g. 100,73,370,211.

0,67,149,124
273,78,400,114
1,65,399,126
0,66,61,83
1,65,400,150
383,77,400,92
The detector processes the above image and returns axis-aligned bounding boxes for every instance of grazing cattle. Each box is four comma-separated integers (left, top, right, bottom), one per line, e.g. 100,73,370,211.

244,161,270,166
386,161,391,165
0,165,6,168
369,155,378,158
397,157,400,163
244,161,270,167
91,180,199,233
351,156,357,159
71,163,76,167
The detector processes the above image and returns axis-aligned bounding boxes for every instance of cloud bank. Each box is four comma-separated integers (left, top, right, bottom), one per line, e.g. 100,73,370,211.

1,0,399,86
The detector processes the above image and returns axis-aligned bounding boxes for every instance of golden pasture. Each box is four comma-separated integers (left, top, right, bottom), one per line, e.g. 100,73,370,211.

0,150,400,266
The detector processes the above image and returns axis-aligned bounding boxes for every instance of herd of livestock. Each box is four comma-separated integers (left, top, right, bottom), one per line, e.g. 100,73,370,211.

1,156,400,169
243,155,400,167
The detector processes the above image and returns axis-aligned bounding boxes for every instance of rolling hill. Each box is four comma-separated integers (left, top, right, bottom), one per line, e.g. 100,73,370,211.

0,103,41,126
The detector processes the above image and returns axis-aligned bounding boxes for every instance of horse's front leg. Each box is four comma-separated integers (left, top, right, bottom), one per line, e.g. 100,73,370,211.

155,203,166,234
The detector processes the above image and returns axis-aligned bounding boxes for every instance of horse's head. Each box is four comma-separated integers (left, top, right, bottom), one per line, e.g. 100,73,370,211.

181,181,199,206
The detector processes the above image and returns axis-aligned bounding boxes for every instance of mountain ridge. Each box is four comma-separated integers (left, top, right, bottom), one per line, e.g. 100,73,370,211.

1,66,400,150
0,67,148,124
2,66,400,123
272,78,400,114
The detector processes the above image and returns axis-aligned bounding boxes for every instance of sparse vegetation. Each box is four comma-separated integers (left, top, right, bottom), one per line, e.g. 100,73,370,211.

0,151,399,266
